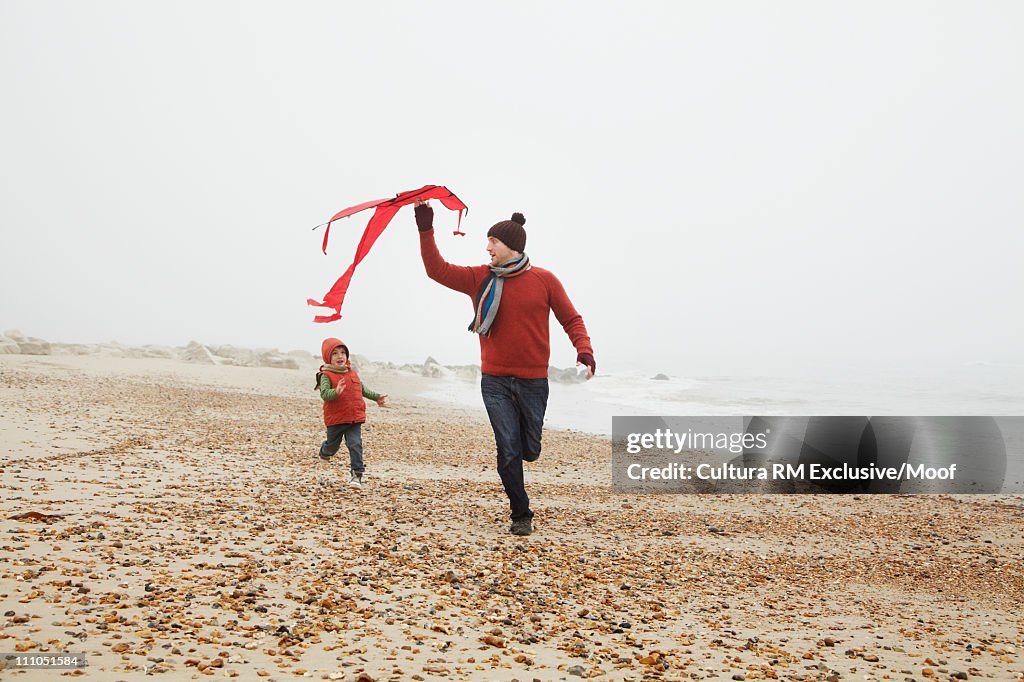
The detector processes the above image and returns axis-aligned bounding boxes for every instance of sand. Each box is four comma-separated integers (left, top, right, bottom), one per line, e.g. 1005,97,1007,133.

0,354,1021,681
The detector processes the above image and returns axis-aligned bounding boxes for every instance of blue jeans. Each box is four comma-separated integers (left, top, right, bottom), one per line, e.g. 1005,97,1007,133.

320,423,365,475
480,374,549,521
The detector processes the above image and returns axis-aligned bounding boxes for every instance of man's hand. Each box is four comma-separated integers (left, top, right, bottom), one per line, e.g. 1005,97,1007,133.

577,352,596,381
376,394,389,408
414,199,434,232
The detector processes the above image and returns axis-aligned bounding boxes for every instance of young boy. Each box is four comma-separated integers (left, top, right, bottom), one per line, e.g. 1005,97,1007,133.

317,338,388,487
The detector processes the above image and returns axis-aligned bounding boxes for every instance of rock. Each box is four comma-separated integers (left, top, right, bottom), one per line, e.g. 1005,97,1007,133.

422,357,451,378
3,329,26,340
14,335,52,355
258,352,299,370
482,634,505,648
193,344,302,369
205,344,247,365
0,335,18,354
350,354,373,371
651,373,670,380
566,665,586,677
451,364,480,381
94,342,127,357
131,345,176,359
181,341,217,364
549,366,585,384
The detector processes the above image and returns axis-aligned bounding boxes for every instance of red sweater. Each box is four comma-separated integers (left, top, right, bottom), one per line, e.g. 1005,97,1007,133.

420,229,593,379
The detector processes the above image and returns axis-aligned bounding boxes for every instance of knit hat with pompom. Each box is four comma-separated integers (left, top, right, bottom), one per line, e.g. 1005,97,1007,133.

486,212,527,253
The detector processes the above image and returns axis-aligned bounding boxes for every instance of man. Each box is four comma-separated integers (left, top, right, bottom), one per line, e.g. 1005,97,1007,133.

414,200,595,536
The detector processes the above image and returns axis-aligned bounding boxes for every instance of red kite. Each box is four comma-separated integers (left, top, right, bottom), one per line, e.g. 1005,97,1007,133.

307,185,468,323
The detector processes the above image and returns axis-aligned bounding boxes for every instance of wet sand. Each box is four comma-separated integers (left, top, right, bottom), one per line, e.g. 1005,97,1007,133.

1,354,1021,681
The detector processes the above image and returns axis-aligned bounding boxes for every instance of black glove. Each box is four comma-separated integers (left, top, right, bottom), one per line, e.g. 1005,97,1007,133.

577,352,596,376
414,203,434,232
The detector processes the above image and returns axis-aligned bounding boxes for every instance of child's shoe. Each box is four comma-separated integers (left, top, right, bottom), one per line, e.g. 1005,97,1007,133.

349,473,363,487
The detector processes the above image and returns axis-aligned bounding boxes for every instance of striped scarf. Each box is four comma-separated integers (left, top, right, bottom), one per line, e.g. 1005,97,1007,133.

469,253,531,336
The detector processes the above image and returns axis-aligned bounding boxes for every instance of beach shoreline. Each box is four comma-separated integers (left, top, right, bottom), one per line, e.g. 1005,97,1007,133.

1,353,1021,680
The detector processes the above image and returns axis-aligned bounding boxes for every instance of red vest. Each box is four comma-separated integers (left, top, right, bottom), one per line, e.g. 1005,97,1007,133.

322,368,366,426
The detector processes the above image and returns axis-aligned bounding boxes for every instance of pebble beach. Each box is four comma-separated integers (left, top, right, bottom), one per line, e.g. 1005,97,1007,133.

1,352,1022,681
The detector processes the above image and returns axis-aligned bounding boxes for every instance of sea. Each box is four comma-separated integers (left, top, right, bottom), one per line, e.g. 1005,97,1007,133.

419,362,1024,436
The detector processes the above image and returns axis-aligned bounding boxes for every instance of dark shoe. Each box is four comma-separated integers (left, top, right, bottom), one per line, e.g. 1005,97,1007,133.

522,452,540,462
510,518,532,536
319,452,332,461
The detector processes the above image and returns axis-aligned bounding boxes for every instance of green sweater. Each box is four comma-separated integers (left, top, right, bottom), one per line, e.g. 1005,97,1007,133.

319,373,381,402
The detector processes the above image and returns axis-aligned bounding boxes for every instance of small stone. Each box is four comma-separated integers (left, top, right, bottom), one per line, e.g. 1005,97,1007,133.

567,665,586,677
482,634,505,648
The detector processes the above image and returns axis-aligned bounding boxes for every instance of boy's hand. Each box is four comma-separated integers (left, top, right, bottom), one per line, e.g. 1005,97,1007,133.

336,379,346,393
376,394,389,407
414,200,433,232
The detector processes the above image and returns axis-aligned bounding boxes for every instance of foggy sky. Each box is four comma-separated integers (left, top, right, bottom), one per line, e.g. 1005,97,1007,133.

2,1,1021,377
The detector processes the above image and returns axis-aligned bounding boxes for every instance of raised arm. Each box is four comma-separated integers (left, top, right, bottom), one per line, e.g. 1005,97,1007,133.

319,373,343,401
415,201,482,296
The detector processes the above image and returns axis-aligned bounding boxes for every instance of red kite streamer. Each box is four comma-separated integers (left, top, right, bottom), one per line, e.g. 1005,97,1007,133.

307,185,468,323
